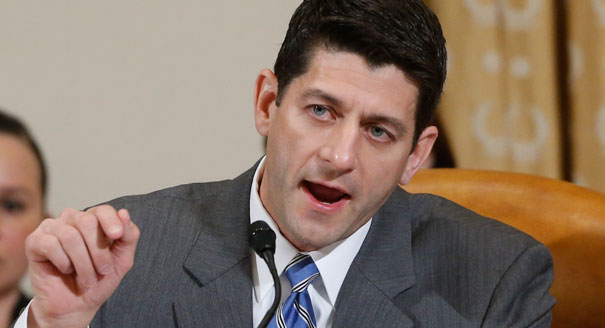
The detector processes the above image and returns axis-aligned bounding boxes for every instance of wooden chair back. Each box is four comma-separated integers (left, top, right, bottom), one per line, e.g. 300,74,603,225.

404,169,605,328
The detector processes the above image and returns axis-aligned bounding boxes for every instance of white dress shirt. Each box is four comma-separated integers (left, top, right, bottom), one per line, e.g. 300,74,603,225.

251,157,371,328
14,157,371,328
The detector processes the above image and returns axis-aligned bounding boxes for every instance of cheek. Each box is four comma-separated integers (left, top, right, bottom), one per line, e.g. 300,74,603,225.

0,220,34,289
360,149,408,190
0,229,29,282
268,111,319,164
280,113,313,146
1,216,39,255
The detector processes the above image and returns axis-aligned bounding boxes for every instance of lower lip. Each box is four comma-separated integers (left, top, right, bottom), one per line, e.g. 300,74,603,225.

302,182,349,214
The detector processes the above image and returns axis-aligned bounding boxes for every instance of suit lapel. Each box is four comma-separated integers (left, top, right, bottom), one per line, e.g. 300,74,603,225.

333,188,416,327
173,165,259,327
170,163,418,327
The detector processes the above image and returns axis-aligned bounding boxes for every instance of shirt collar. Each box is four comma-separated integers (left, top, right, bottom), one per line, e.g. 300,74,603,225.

250,156,371,307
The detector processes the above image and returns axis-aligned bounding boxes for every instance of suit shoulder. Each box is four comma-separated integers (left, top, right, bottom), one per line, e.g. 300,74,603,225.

101,163,258,210
392,188,541,249
387,189,555,326
100,178,237,209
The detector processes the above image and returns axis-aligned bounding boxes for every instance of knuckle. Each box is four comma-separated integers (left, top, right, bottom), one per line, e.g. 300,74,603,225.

57,261,74,274
24,232,39,250
38,234,55,248
58,208,87,226
42,217,56,224
58,207,77,218
32,234,59,257
89,204,116,215
78,213,99,231
58,226,81,246
38,218,56,230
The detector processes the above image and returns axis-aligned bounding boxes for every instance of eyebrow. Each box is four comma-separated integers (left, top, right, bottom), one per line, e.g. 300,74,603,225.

0,186,34,197
301,88,344,108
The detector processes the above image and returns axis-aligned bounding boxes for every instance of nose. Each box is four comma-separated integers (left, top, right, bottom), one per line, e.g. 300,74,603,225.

318,122,358,173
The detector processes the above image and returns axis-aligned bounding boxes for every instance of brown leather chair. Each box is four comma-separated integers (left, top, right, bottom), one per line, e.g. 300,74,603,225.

404,169,605,328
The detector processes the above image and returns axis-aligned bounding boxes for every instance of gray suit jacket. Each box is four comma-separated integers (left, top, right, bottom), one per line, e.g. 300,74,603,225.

91,164,555,327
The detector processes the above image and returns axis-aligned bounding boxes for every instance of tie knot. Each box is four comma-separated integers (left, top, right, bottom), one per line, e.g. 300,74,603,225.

284,254,319,293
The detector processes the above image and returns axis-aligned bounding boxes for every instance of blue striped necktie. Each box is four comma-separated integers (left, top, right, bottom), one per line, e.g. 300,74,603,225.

268,253,320,328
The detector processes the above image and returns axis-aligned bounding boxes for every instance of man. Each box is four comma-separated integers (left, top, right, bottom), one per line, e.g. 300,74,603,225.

17,0,555,327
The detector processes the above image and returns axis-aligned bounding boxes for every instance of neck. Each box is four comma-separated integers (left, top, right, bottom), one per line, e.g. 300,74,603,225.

0,287,20,328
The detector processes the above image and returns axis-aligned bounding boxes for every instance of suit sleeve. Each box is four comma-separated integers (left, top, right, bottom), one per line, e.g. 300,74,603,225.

481,243,556,328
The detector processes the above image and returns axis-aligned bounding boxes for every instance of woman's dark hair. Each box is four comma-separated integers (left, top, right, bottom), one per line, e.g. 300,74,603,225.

0,109,48,198
274,0,447,144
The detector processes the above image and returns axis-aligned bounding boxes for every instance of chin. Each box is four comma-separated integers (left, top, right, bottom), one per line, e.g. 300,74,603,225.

290,223,342,251
293,238,330,252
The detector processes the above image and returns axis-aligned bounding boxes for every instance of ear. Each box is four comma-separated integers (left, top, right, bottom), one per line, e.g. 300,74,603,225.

254,69,279,137
399,125,438,185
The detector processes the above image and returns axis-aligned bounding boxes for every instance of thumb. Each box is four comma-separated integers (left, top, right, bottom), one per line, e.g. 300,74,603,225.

110,209,140,276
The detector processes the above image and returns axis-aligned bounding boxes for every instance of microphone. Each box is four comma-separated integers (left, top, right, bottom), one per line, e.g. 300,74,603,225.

249,221,281,328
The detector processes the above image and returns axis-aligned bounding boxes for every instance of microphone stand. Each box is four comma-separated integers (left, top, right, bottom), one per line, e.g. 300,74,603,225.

249,221,281,328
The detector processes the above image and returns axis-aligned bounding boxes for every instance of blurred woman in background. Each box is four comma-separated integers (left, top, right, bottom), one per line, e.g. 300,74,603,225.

0,110,47,327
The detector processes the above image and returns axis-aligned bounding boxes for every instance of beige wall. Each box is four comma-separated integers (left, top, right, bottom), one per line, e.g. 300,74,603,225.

0,1,301,214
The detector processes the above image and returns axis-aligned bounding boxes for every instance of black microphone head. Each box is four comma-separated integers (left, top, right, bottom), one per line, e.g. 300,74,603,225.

249,220,276,255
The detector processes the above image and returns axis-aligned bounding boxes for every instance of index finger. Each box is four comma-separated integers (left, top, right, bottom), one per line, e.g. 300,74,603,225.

87,205,123,240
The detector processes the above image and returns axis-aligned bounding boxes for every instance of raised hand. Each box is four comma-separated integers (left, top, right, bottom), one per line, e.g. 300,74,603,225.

24,205,140,328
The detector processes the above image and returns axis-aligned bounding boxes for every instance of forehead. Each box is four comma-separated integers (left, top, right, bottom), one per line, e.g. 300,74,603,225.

291,49,418,119
0,134,41,194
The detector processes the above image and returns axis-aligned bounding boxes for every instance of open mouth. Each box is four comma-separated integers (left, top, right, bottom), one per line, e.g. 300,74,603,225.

303,180,351,204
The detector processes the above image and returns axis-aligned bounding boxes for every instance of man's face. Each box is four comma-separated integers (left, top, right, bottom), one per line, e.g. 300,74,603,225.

255,49,436,251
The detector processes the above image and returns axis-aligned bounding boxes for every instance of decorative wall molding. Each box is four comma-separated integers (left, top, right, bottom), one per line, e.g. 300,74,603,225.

473,102,550,163
590,0,605,26
464,0,545,30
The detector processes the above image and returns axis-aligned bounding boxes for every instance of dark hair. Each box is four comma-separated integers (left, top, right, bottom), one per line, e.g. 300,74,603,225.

431,114,456,168
0,109,48,199
274,0,447,143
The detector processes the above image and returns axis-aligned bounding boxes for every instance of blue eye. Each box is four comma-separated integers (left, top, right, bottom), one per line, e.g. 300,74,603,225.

370,126,387,138
312,105,327,116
